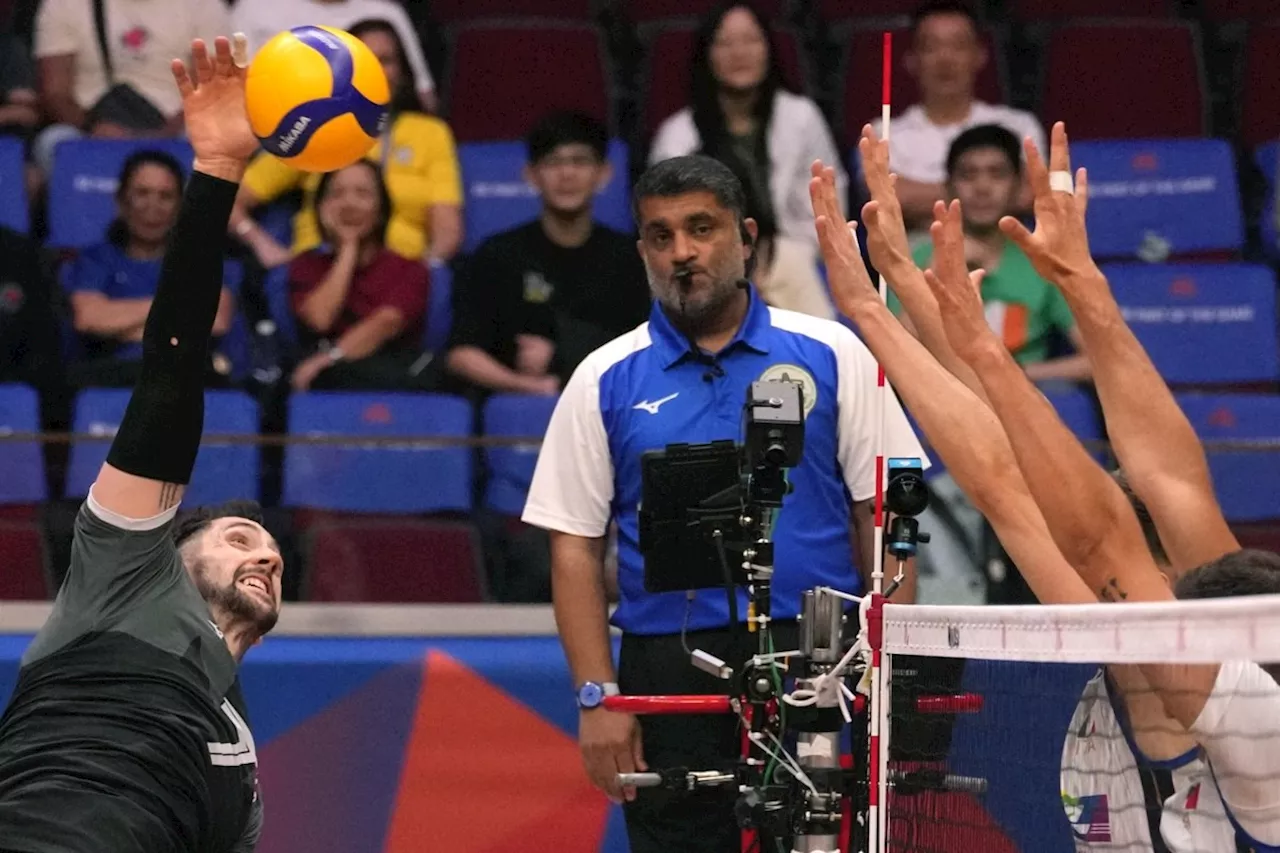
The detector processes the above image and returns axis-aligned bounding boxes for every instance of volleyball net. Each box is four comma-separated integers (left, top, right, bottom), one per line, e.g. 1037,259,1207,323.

878,594,1280,852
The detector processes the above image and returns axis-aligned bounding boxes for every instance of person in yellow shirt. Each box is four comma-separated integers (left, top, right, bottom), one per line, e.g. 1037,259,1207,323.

227,18,463,266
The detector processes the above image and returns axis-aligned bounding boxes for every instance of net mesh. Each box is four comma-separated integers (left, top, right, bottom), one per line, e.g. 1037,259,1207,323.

877,595,1280,853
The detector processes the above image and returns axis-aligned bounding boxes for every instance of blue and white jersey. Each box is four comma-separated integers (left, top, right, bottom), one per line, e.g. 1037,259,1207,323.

522,290,927,635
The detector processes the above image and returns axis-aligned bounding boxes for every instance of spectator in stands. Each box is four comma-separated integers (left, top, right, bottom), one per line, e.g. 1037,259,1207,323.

446,111,650,397
288,159,433,392
870,1,1044,231
62,150,237,388
0,226,61,397
231,0,436,112
737,178,834,319
229,17,461,269
31,0,230,172
896,124,1088,604
648,2,844,259
0,33,39,141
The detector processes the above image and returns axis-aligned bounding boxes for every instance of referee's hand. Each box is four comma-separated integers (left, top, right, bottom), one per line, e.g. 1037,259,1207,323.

580,708,646,803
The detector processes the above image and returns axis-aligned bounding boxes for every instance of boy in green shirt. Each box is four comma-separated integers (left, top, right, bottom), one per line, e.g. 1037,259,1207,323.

895,124,1090,380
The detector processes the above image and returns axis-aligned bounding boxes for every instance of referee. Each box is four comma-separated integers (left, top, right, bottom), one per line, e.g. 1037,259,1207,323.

0,36,281,853
522,155,927,853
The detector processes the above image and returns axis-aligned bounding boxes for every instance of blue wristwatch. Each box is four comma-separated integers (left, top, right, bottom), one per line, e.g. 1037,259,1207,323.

576,681,619,709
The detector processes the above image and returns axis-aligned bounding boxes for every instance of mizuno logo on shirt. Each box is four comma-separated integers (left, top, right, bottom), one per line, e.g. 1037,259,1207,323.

634,393,679,415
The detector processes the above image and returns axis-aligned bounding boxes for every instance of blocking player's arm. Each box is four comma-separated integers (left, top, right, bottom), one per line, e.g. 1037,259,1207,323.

998,123,1238,575
810,162,1090,608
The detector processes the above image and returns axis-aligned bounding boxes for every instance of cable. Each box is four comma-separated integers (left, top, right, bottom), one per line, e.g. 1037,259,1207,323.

680,591,694,657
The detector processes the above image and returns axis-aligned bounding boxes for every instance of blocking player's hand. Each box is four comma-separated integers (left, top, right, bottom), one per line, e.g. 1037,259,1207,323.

999,122,1101,290
810,160,878,318
579,707,646,804
857,125,914,276
172,35,259,174
923,200,997,364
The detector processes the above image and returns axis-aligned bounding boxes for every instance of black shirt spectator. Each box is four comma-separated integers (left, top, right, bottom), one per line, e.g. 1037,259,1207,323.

0,226,59,393
447,111,651,396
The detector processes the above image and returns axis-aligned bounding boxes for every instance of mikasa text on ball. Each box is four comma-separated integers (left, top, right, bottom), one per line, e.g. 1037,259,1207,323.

245,25,390,173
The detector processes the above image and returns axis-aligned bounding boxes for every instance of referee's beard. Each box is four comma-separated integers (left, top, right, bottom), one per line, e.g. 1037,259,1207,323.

650,266,744,337
189,556,280,639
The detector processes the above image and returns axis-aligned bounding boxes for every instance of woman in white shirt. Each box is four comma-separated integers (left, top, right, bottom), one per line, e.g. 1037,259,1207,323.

648,2,845,257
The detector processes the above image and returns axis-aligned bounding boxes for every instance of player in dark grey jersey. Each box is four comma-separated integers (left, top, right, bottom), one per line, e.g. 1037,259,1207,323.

0,34,281,853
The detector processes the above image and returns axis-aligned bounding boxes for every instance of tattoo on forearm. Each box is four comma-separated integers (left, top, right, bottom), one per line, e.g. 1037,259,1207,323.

1099,578,1129,602
158,482,181,511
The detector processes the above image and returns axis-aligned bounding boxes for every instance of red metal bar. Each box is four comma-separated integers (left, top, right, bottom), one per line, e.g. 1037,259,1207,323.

851,693,984,715
601,694,733,714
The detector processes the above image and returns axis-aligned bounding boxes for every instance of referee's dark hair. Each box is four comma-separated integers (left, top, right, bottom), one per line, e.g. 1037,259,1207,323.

944,124,1022,180
173,500,267,549
632,154,749,237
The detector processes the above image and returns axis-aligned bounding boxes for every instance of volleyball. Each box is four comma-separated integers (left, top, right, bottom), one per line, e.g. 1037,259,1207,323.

244,25,390,173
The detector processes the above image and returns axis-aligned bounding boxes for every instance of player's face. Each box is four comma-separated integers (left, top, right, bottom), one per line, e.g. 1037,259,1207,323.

710,7,769,94
188,518,283,637
636,191,752,328
910,13,985,102
358,29,404,95
528,143,609,217
949,147,1019,231
120,163,180,246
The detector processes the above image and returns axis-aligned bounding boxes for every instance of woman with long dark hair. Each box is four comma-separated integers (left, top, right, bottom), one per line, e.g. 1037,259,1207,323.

648,2,845,257
229,18,463,269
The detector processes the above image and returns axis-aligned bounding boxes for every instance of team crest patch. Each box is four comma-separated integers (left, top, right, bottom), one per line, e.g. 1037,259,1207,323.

1062,793,1111,842
758,363,817,416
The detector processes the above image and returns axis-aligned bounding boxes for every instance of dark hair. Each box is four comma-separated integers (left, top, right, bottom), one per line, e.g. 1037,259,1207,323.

1111,469,1169,567
690,3,791,180
1174,548,1280,599
347,18,421,116
173,500,267,550
525,110,608,164
945,124,1021,179
106,149,185,247
633,154,748,228
314,159,393,247
910,1,980,38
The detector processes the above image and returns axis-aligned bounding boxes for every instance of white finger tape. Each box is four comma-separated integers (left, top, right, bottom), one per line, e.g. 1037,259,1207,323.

1049,170,1075,195
232,32,249,68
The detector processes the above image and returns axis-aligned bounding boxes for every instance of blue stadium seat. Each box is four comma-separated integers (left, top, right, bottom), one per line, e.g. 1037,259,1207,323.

1071,139,1242,260
47,138,194,249
0,135,28,234
1039,384,1105,460
67,389,261,506
1255,141,1279,263
457,138,632,252
424,260,452,353
482,394,559,515
0,383,45,504
1175,393,1280,522
283,392,474,513
1102,263,1279,384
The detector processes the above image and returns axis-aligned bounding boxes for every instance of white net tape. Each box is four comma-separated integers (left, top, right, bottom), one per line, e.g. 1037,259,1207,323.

877,596,1280,853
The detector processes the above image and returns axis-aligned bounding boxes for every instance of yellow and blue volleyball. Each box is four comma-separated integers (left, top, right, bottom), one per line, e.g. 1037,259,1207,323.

244,25,390,173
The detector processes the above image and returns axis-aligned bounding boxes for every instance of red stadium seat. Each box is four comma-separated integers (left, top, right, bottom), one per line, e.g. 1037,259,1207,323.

840,26,1006,146
1009,0,1172,19
1241,24,1280,148
1039,21,1206,139
623,0,785,24
428,0,594,24
445,22,612,142
303,516,486,603
0,518,49,600
642,24,806,140
819,0,930,23
1203,0,1280,21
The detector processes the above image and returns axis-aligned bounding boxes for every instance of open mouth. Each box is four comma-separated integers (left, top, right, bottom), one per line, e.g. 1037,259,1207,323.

238,575,272,602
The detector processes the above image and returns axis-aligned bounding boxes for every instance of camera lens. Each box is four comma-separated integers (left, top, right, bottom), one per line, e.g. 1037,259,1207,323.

764,443,787,466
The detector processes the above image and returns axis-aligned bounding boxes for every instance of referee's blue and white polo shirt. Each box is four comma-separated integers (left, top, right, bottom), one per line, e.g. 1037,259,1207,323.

522,288,929,636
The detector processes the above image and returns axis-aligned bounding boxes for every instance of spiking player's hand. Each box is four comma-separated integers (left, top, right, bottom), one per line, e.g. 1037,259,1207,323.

923,200,998,364
173,35,259,180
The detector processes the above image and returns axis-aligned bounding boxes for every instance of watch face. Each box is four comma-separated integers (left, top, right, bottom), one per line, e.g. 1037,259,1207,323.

578,682,604,708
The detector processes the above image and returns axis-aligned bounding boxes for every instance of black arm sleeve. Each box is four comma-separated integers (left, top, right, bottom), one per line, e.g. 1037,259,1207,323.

105,171,238,485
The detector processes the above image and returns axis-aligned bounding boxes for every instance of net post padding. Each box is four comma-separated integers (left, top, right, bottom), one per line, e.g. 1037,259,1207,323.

880,594,1280,664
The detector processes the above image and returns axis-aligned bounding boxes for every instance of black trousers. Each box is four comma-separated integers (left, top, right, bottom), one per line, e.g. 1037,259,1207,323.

617,622,799,853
